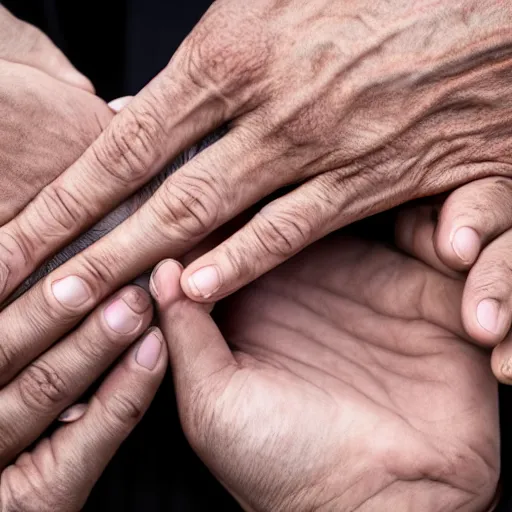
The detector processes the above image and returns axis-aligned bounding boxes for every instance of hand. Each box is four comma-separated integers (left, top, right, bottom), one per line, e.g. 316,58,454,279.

395,177,512,384
0,59,113,226
150,236,499,511
0,4,93,91
0,284,167,512
5,0,512,319
0,4,108,227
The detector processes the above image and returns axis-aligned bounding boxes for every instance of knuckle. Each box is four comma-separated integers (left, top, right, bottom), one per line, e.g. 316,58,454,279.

469,258,512,297
34,186,89,238
18,362,69,412
100,393,143,433
74,328,111,365
0,230,30,299
91,105,164,185
151,176,220,240
1,456,61,512
74,250,118,294
449,178,512,228
181,6,269,98
253,209,312,258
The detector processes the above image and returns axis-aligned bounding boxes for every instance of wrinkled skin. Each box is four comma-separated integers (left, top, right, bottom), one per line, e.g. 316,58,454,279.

7,0,512,326
153,235,500,511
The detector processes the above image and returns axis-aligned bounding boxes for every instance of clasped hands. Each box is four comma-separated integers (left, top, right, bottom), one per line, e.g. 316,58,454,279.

0,0,511,510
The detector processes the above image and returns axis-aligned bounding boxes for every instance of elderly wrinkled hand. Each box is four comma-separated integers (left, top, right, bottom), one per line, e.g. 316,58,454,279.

151,235,500,512
2,1,512,336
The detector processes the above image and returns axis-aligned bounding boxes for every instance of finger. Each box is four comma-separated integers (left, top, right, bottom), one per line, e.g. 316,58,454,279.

0,85,265,305
0,328,166,512
395,204,460,278
461,229,512,346
150,259,235,398
434,177,512,271
0,128,281,343
0,286,152,466
0,5,93,92
491,334,512,384
180,177,343,302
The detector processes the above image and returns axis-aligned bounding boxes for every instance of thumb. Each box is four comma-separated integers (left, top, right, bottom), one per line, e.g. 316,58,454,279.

150,259,235,396
0,5,94,92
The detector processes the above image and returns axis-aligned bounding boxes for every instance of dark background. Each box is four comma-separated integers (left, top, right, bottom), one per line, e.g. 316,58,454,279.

5,0,213,99
3,1,512,510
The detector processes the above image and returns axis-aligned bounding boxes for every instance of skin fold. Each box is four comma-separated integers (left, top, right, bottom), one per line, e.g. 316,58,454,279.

6,0,512,309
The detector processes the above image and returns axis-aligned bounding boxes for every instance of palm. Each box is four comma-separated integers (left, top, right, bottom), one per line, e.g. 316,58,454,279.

204,236,499,511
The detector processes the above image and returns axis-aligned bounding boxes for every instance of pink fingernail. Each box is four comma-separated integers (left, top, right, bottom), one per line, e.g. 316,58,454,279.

52,276,90,308
136,331,162,370
188,266,221,299
104,290,149,334
59,403,88,423
108,96,132,112
452,227,480,264
477,299,503,335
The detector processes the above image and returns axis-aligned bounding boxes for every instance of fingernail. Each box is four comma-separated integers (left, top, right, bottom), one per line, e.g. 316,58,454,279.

149,259,183,299
188,266,221,299
58,403,88,423
104,289,150,334
452,227,480,264
476,298,505,335
108,96,132,113
135,331,162,370
52,276,90,308
501,357,512,380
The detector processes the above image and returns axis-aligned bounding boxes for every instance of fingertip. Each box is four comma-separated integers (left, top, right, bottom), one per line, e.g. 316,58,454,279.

149,259,184,304
491,344,512,385
134,328,167,372
58,403,88,423
449,226,481,267
462,297,511,347
182,265,222,302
